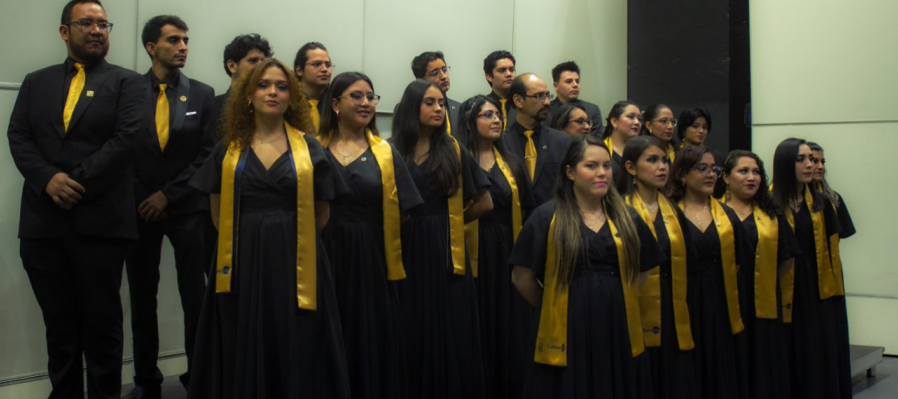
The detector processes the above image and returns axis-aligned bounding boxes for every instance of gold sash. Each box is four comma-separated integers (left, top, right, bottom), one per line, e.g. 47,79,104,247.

535,212,645,367
217,124,318,310
449,135,467,275
667,143,677,164
604,136,615,157
465,146,524,278
753,208,780,319
682,199,744,333
628,194,694,350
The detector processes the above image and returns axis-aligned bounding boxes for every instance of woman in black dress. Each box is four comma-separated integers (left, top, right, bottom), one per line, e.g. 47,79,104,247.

618,136,698,399
456,95,535,399
511,135,663,399
667,145,750,399
771,138,845,399
601,101,642,187
640,104,679,163
809,142,855,399
188,59,350,399
392,80,493,399
316,72,423,399
722,150,800,399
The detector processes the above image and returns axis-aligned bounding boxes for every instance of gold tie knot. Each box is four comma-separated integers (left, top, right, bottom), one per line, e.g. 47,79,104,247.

74,63,84,72
524,130,534,138
499,99,507,105
309,99,319,107
159,83,167,92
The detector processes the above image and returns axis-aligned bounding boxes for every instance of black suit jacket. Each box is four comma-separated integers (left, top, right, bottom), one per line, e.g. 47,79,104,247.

211,89,229,134
132,70,216,218
504,122,572,206
7,59,147,239
446,96,460,131
543,98,604,136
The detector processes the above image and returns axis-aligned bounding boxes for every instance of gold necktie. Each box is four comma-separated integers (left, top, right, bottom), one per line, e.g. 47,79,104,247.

156,84,170,151
63,63,85,132
309,99,320,132
524,130,537,180
499,98,508,130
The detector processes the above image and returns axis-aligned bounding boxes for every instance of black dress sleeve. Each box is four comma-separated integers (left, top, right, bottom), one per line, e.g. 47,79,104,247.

306,135,339,202
188,141,227,194
777,215,801,261
460,143,491,203
835,192,856,239
630,208,666,272
391,144,424,212
508,201,555,278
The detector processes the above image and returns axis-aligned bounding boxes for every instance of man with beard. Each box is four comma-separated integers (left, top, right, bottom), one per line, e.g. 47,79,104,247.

212,33,272,125
504,73,571,205
6,1,146,398
543,61,604,135
123,15,216,399
411,51,460,134
293,41,333,132
483,50,517,131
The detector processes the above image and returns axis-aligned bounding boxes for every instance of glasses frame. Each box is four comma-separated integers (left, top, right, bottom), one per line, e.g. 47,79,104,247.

66,19,113,33
524,92,554,102
692,164,723,177
654,117,678,127
477,110,502,121
568,118,592,127
427,66,451,78
338,92,381,105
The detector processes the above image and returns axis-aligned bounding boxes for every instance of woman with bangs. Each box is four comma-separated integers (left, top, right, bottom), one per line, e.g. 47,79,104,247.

511,135,663,399
316,71,423,399
188,59,350,399
392,80,493,399
456,94,535,399
667,145,751,399
618,136,698,399
722,150,799,399
640,104,679,163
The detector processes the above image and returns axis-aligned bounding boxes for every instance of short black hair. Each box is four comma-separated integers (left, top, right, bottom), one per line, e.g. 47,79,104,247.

508,73,533,110
551,61,580,83
677,107,713,140
61,0,103,25
141,15,188,58
411,51,445,79
294,42,328,70
222,33,273,76
483,50,515,76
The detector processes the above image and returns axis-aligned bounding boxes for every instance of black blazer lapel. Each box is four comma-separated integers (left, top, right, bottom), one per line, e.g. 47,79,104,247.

52,64,67,139
171,73,190,135
67,61,112,137
532,127,548,184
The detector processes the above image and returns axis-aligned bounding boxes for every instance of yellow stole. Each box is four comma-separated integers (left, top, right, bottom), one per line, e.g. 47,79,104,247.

781,187,840,321
448,135,467,275
604,136,615,157
681,199,744,334
217,123,318,310
317,130,407,280
752,208,780,319
667,142,677,163
535,211,645,367
628,193,694,350
464,146,524,277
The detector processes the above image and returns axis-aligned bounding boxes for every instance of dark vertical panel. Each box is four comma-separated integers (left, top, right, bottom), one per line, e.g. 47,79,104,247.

628,0,751,153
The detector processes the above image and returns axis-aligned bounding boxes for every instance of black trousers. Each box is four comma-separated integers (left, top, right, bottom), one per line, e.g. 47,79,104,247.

125,213,208,389
21,232,128,399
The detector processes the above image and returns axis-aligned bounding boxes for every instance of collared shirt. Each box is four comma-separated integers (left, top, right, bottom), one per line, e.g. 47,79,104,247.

63,58,100,108
149,69,180,119
487,91,516,129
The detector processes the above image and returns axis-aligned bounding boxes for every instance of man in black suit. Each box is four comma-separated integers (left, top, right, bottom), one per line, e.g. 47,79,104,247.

483,50,517,131
294,41,333,133
122,15,217,399
543,61,604,135
411,51,460,134
6,1,146,398
212,33,272,124
504,73,572,206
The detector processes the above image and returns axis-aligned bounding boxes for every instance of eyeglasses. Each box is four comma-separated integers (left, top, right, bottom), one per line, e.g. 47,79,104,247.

306,61,334,70
477,110,501,121
525,92,554,102
655,117,677,127
339,92,380,105
568,118,591,127
427,66,451,78
67,19,114,33
692,164,722,177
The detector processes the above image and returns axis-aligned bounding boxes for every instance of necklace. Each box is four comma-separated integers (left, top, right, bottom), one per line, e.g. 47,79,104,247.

256,132,284,144
686,203,709,226
645,201,659,214
334,141,363,162
731,202,753,218
580,208,606,228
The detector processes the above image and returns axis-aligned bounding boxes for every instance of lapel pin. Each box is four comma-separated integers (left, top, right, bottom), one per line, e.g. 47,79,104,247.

180,95,187,102
86,90,94,97
542,145,547,150
360,156,367,162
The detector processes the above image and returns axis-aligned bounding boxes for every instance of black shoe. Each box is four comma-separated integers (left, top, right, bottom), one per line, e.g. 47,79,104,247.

122,385,161,399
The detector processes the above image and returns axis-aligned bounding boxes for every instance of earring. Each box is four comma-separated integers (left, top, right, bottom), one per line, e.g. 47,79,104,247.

335,110,340,116
632,176,637,185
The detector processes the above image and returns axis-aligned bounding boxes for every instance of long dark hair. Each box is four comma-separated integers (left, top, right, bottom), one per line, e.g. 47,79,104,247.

392,80,460,196
807,142,840,208
602,100,639,138
550,103,588,132
771,138,823,212
677,107,712,141
722,150,779,216
553,136,641,286
457,95,525,178
666,145,713,202
317,72,379,146
616,135,667,195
